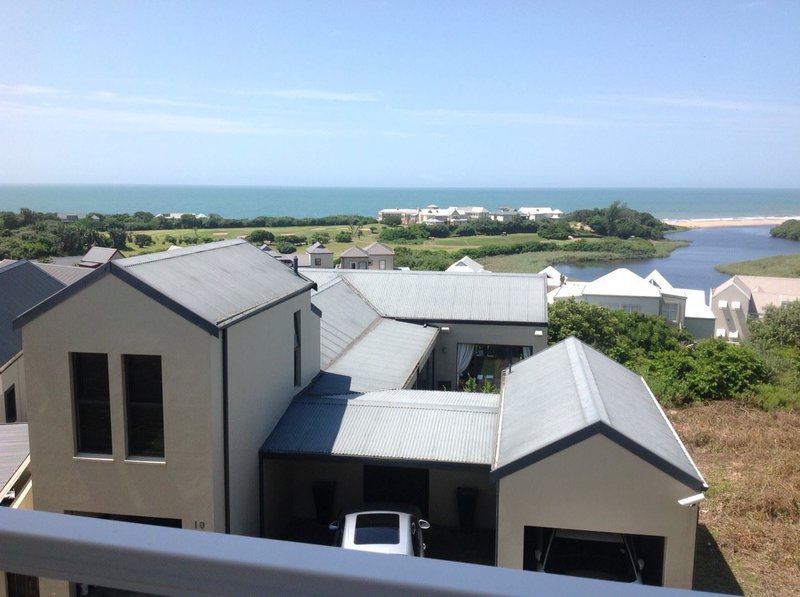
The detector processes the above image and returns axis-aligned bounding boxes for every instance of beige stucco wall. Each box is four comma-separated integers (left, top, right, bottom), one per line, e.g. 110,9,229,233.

430,322,548,389
21,274,226,534
496,434,699,589
368,254,394,270
226,292,320,537
339,256,369,270
0,353,25,423
308,253,333,268
711,284,750,341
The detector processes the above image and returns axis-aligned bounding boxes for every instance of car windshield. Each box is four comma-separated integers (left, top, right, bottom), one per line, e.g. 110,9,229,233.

544,536,636,583
353,513,400,545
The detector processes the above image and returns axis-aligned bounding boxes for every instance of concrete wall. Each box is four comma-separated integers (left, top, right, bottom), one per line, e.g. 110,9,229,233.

226,292,320,537
0,353,25,423
21,274,226,534
496,434,699,589
711,284,750,342
429,322,548,389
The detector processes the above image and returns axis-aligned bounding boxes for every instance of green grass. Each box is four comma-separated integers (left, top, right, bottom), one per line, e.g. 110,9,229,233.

716,254,800,277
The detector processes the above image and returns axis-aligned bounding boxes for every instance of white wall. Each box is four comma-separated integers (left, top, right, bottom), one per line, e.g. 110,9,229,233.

496,434,699,589
226,292,320,537
711,285,750,341
583,294,662,316
21,274,226,533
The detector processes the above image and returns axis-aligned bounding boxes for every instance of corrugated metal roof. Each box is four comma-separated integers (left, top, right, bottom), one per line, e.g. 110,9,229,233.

0,261,65,365
262,390,498,465
304,269,548,324
80,246,122,266
33,263,94,286
493,337,706,490
583,268,662,298
0,423,29,489
683,289,715,320
311,279,382,368
339,246,368,258
115,240,314,328
364,242,395,256
446,256,485,273
306,242,333,254
311,319,438,394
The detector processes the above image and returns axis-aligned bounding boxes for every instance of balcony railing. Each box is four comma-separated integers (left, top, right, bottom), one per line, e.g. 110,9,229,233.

0,509,699,596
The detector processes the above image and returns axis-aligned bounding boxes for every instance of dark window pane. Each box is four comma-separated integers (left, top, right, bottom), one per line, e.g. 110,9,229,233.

4,384,17,423
73,353,112,455
354,513,400,545
125,355,164,458
293,311,301,386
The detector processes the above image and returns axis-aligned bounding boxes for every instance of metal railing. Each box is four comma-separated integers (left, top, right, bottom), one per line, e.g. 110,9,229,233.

0,509,699,596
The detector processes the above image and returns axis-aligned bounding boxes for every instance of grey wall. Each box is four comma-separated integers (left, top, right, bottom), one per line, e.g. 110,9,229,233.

0,353,25,423
711,284,750,342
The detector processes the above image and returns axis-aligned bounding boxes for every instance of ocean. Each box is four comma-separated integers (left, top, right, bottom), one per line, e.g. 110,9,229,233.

0,185,798,219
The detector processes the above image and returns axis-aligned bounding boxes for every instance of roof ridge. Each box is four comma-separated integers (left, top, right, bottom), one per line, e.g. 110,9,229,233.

566,339,609,425
118,239,245,267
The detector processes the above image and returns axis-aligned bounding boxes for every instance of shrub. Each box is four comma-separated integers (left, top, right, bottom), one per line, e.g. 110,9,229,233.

770,219,800,241
537,220,572,240
379,224,430,242
381,214,403,226
133,233,154,248
334,231,352,243
246,229,275,244
277,234,307,245
461,376,478,392
568,201,672,240
426,224,451,238
310,232,331,244
750,301,800,349
277,242,296,254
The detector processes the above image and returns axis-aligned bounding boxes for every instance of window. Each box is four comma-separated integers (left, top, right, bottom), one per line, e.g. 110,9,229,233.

358,261,368,269
314,257,321,266
379,259,386,270
350,262,356,269
4,384,16,423
621,304,641,313
354,513,400,545
663,303,678,323
72,353,112,455
293,311,301,387
718,300,728,309
124,355,164,458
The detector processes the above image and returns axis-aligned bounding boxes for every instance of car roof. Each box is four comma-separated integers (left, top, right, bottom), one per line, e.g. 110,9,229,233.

341,511,414,555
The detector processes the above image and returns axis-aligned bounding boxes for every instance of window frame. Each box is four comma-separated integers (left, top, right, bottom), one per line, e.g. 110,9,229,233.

293,311,302,387
123,354,165,460
71,352,113,456
3,384,16,423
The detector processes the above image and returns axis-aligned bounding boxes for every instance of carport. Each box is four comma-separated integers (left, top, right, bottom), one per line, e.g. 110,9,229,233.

492,337,708,589
259,389,499,564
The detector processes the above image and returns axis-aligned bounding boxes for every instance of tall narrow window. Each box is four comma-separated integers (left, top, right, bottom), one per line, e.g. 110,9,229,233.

72,353,112,455
124,355,164,458
4,384,17,423
293,311,302,387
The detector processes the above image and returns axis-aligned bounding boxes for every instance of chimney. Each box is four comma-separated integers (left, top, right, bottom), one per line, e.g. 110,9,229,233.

292,255,299,275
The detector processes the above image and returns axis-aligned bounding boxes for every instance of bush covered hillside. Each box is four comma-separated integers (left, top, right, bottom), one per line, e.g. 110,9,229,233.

568,201,673,240
548,300,800,410
770,218,800,241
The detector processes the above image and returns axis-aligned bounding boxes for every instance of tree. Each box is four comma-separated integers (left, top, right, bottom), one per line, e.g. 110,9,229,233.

277,242,296,254
750,301,800,348
426,224,451,238
381,214,402,226
310,232,331,244
334,231,352,243
133,233,154,248
246,229,275,244
106,225,128,249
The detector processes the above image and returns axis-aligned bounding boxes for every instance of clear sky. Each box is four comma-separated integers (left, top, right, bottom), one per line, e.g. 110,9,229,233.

1,1,798,187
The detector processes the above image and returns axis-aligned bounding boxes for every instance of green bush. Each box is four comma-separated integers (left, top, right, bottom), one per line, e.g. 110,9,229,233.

538,220,572,240
770,219,800,241
276,234,307,245
276,242,296,254
246,229,275,244
379,224,430,242
133,233,154,248
426,224,451,238
380,214,402,226
568,201,672,240
310,232,331,244
334,231,352,243
750,301,800,348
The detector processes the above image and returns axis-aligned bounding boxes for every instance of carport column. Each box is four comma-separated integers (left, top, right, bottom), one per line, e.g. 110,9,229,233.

661,507,699,589
495,479,525,570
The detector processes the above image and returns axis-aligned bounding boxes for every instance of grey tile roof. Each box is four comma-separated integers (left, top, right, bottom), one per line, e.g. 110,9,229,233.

33,263,94,286
303,269,548,324
16,240,315,336
262,390,498,465
80,246,122,267
492,337,706,490
0,423,29,490
0,261,65,365
310,319,438,394
114,240,314,328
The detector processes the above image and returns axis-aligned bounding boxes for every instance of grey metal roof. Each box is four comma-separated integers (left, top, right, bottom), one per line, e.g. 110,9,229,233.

33,263,94,286
303,269,548,324
310,319,438,394
0,261,65,365
262,390,498,465
0,423,29,490
492,337,706,490
364,242,395,256
306,242,333,254
339,246,368,258
311,279,382,368
15,240,315,336
80,246,122,266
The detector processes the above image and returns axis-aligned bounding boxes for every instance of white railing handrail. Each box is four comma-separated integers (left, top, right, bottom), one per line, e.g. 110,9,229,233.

0,509,697,596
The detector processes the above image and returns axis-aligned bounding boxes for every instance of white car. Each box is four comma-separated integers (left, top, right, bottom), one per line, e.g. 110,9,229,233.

536,529,644,584
329,507,430,557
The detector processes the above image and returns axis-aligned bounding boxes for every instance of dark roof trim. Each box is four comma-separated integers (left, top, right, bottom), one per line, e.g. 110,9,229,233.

398,318,548,328
310,303,323,318
0,259,26,274
259,450,491,471
218,282,316,329
490,421,706,491
0,350,22,373
13,263,110,331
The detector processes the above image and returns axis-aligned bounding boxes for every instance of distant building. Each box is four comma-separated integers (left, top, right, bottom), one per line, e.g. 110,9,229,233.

377,208,419,225
338,246,370,270
446,256,487,273
296,242,334,269
537,266,566,291
155,213,210,220
710,275,800,342
339,242,395,270
518,207,564,221
488,207,519,222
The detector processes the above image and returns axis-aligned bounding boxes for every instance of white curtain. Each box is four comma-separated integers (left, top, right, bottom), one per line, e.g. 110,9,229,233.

456,343,475,376
522,346,533,359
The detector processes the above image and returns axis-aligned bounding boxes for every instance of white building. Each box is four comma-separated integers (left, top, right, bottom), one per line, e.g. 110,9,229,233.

518,207,564,221
446,256,487,273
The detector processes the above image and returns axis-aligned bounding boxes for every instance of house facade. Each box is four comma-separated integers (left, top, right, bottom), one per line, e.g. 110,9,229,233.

297,242,334,268
339,243,395,270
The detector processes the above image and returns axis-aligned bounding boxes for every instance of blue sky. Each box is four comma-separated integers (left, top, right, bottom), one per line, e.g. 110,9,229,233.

1,1,798,187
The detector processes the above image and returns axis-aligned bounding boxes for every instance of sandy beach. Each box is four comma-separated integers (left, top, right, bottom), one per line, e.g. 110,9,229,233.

663,216,799,229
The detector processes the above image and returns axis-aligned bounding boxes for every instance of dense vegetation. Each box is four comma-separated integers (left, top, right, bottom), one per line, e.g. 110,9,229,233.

567,201,673,240
716,254,800,277
770,218,800,241
0,209,110,259
547,300,783,408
